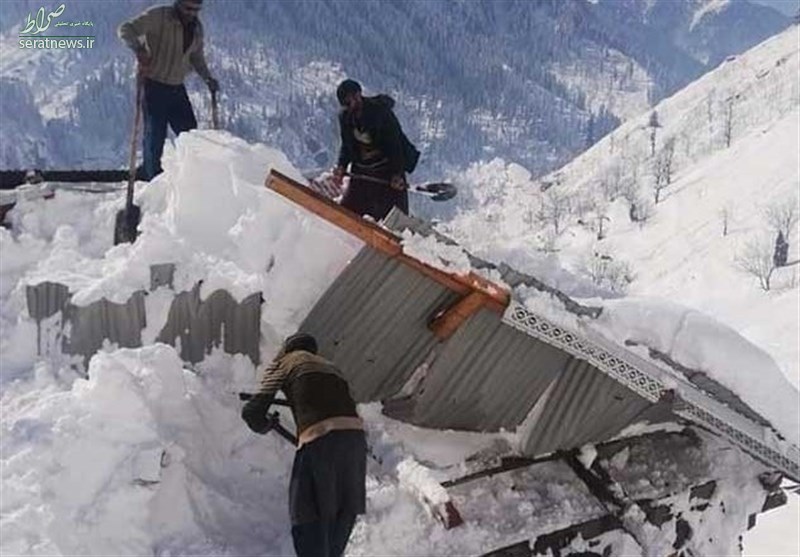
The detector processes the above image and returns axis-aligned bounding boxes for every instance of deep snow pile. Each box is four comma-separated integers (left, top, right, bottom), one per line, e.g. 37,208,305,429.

0,128,795,555
432,26,800,555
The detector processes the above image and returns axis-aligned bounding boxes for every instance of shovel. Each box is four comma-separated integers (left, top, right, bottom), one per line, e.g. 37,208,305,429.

211,89,219,130
113,76,144,245
345,172,457,202
238,392,297,444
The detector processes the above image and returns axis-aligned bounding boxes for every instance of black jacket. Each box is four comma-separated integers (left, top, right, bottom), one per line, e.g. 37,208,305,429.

337,95,406,176
254,351,359,436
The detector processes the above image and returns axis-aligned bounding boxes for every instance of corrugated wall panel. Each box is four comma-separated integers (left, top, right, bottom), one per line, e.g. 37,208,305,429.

156,285,261,365
300,248,458,401
410,310,570,431
522,357,661,457
63,293,146,360
26,282,70,322
26,269,262,367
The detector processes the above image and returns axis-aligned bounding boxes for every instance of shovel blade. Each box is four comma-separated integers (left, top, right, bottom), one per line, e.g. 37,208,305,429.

416,182,457,202
113,204,141,245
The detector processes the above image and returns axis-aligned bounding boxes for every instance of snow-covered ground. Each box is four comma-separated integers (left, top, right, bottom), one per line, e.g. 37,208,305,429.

2,24,799,557
2,128,795,555
434,26,800,556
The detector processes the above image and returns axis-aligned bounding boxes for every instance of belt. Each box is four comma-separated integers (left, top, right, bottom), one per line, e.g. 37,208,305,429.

297,416,364,448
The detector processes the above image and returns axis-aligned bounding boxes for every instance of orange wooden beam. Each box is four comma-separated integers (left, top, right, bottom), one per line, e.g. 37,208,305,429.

429,291,489,340
266,170,510,315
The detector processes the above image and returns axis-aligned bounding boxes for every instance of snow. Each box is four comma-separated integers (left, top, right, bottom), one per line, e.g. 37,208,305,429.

2,28,799,553
691,0,731,30
596,296,800,444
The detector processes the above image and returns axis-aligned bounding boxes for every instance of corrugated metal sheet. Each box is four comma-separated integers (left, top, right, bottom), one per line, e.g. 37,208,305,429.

63,292,146,358
157,285,261,365
297,242,659,458
408,309,569,431
25,266,261,367
521,357,673,456
300,247,458,401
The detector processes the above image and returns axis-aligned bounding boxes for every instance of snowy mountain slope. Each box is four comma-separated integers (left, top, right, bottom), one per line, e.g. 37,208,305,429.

1,131,793,556
441,26,800,384
0,0,789,176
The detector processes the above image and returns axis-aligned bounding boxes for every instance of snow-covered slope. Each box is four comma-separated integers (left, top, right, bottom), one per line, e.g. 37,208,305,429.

1,130,793,556
442,26,800,386
0,0,789,176
434,27,800,555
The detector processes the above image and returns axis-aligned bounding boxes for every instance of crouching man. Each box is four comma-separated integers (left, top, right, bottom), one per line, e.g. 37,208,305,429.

241,333,367,557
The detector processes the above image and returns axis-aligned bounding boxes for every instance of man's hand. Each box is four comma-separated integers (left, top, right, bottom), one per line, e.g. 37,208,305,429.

206,77,220,93
241,395,273,434
135,48,151,75
332,166,346,187
389,174,408,191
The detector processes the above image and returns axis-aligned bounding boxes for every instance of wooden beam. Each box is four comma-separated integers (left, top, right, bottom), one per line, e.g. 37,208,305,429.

429,291,489,340
266,170,510,313
267,170,402,256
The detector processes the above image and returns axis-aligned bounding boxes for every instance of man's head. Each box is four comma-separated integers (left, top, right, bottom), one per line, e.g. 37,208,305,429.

175,0,202,21
283,333,318,355
336,79,363,112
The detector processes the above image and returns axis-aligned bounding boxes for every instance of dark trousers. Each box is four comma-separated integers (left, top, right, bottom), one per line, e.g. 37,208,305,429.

289,430,367,557
291,513,357,557
142,78,197,180
341,159,408,220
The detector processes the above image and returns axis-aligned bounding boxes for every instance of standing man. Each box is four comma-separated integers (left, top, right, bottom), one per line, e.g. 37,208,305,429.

333,79,419,220
118,0,219,180
241,333,367,557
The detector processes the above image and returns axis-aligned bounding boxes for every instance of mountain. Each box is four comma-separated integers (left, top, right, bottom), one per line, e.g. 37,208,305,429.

0,0,789,177
440,25,799,382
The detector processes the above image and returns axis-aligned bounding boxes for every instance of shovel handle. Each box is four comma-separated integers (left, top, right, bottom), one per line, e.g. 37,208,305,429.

211,90,219,130
126,76,144,209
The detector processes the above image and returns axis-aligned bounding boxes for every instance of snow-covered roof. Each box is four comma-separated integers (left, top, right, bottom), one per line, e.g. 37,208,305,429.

267,171,799,481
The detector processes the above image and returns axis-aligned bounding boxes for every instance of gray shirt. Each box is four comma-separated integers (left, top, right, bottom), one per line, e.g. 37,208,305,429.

118,5,212,86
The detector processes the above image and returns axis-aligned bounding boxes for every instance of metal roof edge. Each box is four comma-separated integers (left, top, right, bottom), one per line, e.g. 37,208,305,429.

503,300,800,482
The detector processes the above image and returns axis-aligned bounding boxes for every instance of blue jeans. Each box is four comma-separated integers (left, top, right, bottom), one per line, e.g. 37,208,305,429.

291,513,357,557
142,79,197,180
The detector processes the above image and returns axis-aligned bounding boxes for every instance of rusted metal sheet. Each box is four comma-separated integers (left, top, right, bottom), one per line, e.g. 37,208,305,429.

25,266,262,367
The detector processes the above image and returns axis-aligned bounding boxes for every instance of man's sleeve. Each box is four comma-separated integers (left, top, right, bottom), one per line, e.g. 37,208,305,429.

118,8,158,52
378,109,405,175
337,112,353,169
189,26,213,82
256,358,290,402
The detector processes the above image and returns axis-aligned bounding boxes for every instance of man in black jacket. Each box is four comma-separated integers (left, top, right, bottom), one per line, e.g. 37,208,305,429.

333,79,417,220
241,333,366,557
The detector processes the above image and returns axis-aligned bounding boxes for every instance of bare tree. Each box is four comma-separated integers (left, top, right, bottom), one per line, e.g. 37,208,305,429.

736,235,776,291
719,205,732,237
648,110,661,156
594,196,611,240
765,196,799,267
765,196,799,239
582,250,634,295
600,164,624,201
652,137,676,204
723,97,735,148
537,188,572,235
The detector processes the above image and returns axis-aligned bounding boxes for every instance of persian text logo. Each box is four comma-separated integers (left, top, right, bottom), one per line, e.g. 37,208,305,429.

19,3,96,49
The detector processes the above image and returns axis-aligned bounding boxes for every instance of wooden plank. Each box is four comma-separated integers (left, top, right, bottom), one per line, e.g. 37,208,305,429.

266,170,510,313
429,291,489,340
267,170,401,256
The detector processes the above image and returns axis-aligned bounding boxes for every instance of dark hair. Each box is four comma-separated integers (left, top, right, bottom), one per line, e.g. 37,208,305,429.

283,333,318,355
336,79,362,106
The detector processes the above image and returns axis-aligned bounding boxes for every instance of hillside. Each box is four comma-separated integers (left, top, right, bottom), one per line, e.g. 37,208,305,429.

441,26,800,384
0,0,789,177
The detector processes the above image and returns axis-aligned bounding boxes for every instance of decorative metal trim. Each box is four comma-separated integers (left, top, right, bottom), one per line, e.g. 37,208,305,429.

504,302,665,403
503,301,800,481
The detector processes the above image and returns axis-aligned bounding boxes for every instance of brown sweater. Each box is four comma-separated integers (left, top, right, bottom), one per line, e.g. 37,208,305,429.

258,351,361,442
118,5,212,86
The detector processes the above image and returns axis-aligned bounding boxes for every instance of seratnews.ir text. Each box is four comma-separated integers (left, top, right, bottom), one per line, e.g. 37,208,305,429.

19,37,95,49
